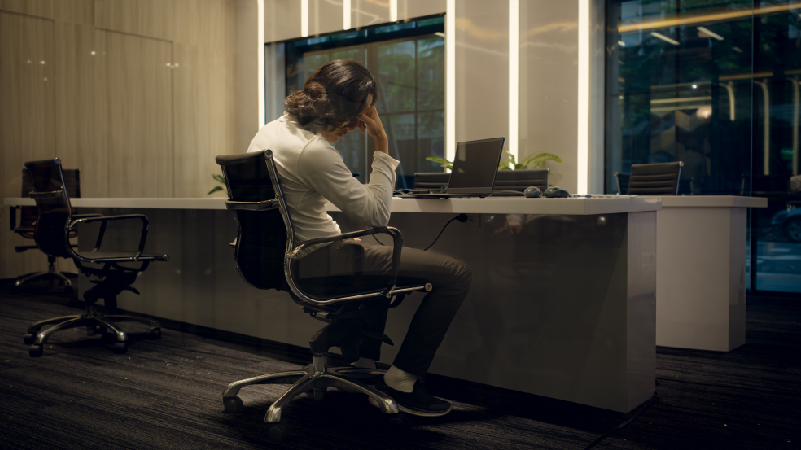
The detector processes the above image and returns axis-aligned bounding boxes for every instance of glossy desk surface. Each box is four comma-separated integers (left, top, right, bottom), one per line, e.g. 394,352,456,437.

5,196,662,215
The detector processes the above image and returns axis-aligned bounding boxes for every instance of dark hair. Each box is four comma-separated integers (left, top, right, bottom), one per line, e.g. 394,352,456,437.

284,59,379,131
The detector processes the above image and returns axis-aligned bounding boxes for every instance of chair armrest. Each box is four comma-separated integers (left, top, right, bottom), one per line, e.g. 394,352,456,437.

67,214,150,258
71,213,102,219
288,226,404,292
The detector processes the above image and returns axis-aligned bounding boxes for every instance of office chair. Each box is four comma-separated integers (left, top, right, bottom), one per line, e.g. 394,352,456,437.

615,161,683,195
413,169,549,194
12,168,83,291
21,158,168,357
217,150,431,440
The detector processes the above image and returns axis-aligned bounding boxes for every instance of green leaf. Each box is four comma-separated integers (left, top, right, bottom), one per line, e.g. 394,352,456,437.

207,186,223,196
212,174,225,183
425,155,453,170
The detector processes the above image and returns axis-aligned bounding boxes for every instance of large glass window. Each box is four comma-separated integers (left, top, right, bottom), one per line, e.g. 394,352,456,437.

606,1,801,294
279,16,445,188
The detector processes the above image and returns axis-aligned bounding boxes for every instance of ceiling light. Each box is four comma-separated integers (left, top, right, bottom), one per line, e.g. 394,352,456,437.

618,40,625,47
651,32,680,46
697,26,724,41
692,84,698,89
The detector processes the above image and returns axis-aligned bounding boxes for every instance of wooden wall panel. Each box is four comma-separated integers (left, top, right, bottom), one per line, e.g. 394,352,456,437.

0,11,58,279
0,0,53,19
102,31,173,198
53,0,93,25
94,0,173,41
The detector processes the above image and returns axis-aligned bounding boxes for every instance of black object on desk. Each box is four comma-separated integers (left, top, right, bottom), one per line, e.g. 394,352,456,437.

22,158,168,357
216,150,432,439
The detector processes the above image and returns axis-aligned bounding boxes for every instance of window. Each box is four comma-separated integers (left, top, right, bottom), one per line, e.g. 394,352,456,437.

280,16,445,188
606,0,801,294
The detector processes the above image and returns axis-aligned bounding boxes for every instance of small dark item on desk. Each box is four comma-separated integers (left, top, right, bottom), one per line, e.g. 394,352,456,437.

491,189,525,197
543,186,570,198
523,186,542,198
394,189,432,195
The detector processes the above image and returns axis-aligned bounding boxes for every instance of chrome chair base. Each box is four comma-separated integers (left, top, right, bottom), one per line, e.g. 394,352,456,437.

222,354,399,424
14,270,75,291
23,304,160,357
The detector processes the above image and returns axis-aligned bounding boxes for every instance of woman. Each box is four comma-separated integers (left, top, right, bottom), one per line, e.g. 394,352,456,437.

247,59,471,415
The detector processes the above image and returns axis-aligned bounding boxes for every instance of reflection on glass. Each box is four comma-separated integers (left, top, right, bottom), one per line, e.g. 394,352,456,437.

606,0,801,294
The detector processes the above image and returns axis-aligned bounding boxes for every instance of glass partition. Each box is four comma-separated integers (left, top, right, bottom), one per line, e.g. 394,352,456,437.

606,0,801,294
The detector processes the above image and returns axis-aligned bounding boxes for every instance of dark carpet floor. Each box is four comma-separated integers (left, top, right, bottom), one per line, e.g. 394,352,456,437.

0,284,799,449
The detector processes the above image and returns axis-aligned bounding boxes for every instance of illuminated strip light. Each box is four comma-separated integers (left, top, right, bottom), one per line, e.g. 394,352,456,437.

697,26,723,41
577,0,589,195
446,0,455,165
509,0,519,163
301,0,309,37
344,0,351,29
390,0,397,22
650,96,711,104
619,3,801,33
651,32,680,46
258,0,265,127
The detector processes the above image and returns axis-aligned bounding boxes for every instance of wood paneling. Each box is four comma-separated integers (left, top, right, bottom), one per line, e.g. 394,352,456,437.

0,0,54,19
0,11,58,278
94,0,173,41
102,30,173,198
53,0,93,25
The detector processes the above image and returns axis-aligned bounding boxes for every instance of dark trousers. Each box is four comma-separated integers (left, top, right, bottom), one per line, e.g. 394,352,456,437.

297,239,472,377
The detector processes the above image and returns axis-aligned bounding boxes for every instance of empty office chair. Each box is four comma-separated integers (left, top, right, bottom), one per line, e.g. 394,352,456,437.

493,169,549,194
413,169,549,195
615,162,683,195
217,150,430,440
12,168,84,291
22,158,168,357
412,172,450,191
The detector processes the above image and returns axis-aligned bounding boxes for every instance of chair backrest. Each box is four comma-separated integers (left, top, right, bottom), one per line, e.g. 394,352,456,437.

614,172,630,195
216,151,291,292
626,162,683,195
494,169,549,191
18,168,81,229
23,159,74,258
412,172,450,191
413,169,550,192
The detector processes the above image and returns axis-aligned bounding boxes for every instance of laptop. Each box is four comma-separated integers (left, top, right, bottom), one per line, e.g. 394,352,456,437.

406,137,506,199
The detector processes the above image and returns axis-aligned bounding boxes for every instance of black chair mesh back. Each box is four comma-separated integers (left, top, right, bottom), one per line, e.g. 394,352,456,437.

217,153,289,292
19,168,81,230
494,169,549,191
627,162,682,195
24,159,73,258
412,172,450,190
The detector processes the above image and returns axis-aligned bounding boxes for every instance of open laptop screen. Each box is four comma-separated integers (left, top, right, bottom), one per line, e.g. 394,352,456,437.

447,137,506,194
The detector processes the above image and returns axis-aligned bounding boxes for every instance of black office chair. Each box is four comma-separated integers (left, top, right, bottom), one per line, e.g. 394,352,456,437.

216,150,430,440
22,158,169,357
493,169,550,194
413,169,549,195
12,168,83,291
615,161,683,195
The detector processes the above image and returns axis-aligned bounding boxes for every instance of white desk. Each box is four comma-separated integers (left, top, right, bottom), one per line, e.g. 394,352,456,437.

5,196,660,413
643,196,767,352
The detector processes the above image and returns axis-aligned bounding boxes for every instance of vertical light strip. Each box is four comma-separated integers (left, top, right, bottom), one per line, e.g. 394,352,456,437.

577,0,590,194
390,0,397,22
509,0,519,162
343,0,351,29
446,0,456,164
258,0,265,127
301,0,309,37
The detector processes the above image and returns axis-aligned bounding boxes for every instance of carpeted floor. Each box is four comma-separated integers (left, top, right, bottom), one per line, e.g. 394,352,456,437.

0,284,798,449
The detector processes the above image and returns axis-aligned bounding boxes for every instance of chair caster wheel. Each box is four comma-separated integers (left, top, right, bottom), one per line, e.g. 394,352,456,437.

267,423,287,442
28,345,43,357
111,342,128,354
150,328,161,338
23,334,35,345
223,396,243,413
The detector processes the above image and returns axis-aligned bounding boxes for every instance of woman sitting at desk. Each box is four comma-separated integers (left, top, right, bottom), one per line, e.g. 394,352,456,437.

246,60,471,415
